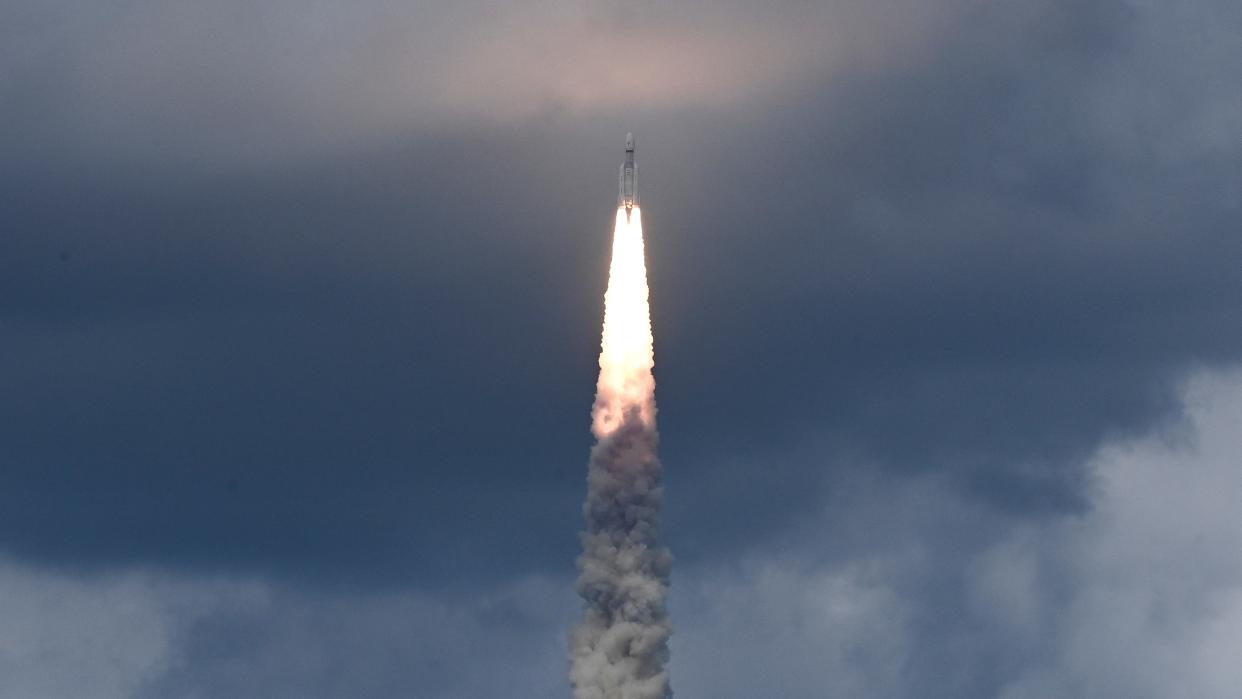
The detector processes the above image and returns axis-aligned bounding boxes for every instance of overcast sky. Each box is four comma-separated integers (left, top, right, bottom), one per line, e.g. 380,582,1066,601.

3,0,1241,696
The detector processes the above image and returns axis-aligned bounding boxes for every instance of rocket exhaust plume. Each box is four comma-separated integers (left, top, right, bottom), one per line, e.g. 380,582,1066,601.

570,199,672,699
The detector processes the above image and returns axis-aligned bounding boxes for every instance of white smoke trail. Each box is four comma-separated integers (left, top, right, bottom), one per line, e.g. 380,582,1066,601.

570,207,672,699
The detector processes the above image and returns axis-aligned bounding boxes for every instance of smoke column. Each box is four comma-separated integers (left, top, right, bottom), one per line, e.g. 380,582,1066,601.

570,207,673,699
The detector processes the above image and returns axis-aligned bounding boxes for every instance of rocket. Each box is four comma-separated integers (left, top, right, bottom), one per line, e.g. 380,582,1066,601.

618,133,638,220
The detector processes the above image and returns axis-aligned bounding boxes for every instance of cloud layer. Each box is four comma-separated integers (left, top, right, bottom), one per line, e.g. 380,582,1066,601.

3,370,1240,697
3,0,1242,695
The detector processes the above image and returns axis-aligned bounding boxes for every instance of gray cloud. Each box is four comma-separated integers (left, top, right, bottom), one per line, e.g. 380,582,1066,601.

0,558,262,698
3,0,1242,693
2,0,1239,577
0,556,574,699
0,0,985,173
670,370,1242,699
2,370,1239,698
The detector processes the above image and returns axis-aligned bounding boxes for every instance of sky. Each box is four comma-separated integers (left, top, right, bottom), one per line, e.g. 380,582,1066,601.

2,0,1241,696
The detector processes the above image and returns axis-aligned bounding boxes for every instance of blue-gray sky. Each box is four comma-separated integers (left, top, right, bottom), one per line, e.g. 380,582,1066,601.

3,0,1241,696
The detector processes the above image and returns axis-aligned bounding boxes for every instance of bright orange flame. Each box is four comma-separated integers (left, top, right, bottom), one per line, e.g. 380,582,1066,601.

593,207,656,437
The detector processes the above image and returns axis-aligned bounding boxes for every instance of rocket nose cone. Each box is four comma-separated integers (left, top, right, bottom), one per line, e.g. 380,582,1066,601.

626,133,634,150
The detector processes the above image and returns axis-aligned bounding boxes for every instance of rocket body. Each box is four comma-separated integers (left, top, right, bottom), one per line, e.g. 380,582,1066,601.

618,133,638,220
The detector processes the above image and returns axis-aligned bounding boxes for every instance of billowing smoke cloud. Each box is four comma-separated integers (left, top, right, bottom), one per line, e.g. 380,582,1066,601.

570,208,673,699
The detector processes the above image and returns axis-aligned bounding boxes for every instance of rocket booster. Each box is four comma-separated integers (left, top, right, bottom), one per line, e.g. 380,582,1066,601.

618,133,638,220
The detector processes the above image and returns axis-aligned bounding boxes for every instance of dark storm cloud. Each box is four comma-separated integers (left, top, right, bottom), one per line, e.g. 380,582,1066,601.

1,130,612,582
3,0,1241,578
8,372,1239,699
3,0,1242,694
649,0,1242,527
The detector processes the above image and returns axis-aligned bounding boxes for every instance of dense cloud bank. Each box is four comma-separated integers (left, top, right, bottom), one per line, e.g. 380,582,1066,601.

3,0,1239,579
2,371,1240,698
673,371,1242,698
3,0,1242,694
